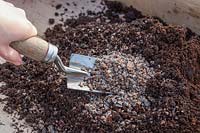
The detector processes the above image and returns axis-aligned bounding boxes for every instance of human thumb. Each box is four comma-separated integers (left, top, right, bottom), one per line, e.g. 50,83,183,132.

0,45,22,65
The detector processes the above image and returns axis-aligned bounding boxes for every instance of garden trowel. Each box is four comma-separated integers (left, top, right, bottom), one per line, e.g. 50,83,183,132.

10,36,102,93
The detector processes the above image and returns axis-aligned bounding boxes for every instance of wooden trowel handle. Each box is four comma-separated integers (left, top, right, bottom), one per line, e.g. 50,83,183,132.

10,36,49,61
10,36,58,62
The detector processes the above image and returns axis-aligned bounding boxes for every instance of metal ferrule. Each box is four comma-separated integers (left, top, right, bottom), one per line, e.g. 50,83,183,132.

44,43,58,63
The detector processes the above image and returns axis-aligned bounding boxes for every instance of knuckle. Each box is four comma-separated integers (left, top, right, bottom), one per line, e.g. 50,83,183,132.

17,8,26,16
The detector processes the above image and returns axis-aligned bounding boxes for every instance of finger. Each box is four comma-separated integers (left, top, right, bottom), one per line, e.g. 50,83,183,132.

15,8,37,37
0,45,22,65
15,7,26,17
6,19,37,43
26,20,38,37
0,0,14,7
15,19,37,40
5,2,14,7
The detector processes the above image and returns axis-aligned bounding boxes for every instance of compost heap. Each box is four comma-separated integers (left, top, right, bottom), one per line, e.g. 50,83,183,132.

0,1,200,132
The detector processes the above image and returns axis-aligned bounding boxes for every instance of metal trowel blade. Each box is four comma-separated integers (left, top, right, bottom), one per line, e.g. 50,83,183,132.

66,54,103,93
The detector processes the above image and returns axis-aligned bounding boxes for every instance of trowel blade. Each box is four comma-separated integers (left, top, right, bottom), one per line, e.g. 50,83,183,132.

66,54,103,93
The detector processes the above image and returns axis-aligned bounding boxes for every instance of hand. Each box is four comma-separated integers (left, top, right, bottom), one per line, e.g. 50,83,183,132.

0,0,37,65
